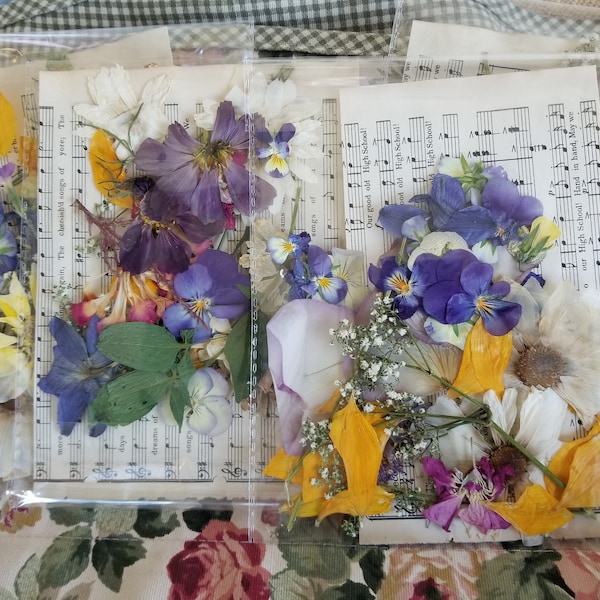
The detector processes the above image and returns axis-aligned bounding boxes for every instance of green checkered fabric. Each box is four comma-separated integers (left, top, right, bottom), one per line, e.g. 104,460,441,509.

0,0,598,56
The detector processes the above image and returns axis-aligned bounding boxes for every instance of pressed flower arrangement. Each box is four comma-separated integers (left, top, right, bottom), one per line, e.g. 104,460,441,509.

261,155,600,540
36,65,324,442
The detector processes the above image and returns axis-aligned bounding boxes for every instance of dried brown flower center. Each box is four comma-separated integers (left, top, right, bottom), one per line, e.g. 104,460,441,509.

489,445,528,480
515,343,566,388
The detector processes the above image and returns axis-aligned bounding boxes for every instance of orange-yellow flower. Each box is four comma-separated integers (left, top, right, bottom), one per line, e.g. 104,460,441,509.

89,129,133,208
0,92,16,156
450,318,512,399
317,396,394,522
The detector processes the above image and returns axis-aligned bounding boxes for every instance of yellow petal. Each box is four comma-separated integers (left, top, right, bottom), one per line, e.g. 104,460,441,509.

89,130,132,208
450,319,511,399
318,485,394,522
325,396,394,518
264,447,303,485
19,136,38,173
484,484,573,536
0,92,16,156
546,419,600,501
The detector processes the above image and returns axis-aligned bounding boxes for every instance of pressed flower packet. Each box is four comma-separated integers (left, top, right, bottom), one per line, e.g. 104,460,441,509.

259,60,600,547
28,56,373,503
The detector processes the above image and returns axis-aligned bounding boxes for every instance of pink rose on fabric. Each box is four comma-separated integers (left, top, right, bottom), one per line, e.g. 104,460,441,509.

266,299,354,455
166,520,270,600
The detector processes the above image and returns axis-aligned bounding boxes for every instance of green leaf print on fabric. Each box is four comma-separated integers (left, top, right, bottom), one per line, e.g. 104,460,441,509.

14,554,40,600
477,547,575,600
91,534,146,593
37,525,92,589
359,547,386,594
47,507,95,527
133,508,180,538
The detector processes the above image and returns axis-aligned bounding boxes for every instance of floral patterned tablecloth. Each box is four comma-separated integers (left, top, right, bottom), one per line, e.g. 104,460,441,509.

2,499,600,599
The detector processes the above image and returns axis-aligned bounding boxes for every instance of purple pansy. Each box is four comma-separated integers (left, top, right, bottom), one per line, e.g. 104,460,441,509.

422,455,513,534
119,184,222,275
481,177,543,244
267,231,311,264
162,249,250,343
38,316,114,436
368,256,426,319
411,174,498,246
415,249,521,336
378,203,429,242
134,101,275,224
300,245,347,304
256,123,296,178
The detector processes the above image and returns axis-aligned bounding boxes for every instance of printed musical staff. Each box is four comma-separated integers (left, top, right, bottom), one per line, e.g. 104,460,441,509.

441,113,460,158
322,98,343,247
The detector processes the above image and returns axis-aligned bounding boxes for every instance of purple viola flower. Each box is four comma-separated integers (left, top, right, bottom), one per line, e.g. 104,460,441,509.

446,260,522,335
162,249,250,343
134,101,276,224
422,456,513,534
481,177,543,244
300,245,347,304
0,202,17,276
267,231,311,264
368,256,426,319
411,174,497,246
416,249,521,336
378,204,429,241
38,316,114,437
0,162,16,182
119,184,223,275
256,123,295,178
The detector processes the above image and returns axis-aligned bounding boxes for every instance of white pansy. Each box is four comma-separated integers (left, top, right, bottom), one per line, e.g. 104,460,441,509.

186,368,233,436
74,65,173,160
407,231,470,269
330,247,368,310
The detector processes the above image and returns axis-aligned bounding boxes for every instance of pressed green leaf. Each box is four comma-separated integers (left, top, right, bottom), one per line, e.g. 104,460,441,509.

48,506,95,526
37,525,92,589
88,371,170,426
269,569,326,600
14,554,40,600
133,508,180,538
169,378,189,431
320,581,375,600
223,313,250,402
91,535,146,593
98,322,183,372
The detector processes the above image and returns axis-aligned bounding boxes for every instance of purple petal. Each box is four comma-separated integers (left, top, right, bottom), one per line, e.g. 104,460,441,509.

482,177,542,227
211,101,248,149
458,502,511,533
478,299,522,336
57,378,102,435
379,204,428,239
223,160,250,215
442,205,497,245
422,281,464,323
423,496,463,532
162,302,212,343
275,123,296,144
307,245,332,277
459,261,494,298
48,316,88,366
422,456,455,496
445,293,476,324
422,174,467,229
192,169,225,224
256,127,274,146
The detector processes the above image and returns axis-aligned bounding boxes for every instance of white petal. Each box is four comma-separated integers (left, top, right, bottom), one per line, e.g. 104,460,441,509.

187,396,233,436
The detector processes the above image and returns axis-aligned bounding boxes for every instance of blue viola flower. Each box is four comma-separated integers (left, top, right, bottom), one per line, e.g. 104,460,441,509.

368,256,426,319
38,317,114,436
300,246,347,304
411,174,498,246
378,204,429,242
256,123,296,178
267,231,311,264
162,249,250,343
481,177,543,244
416,249,521,336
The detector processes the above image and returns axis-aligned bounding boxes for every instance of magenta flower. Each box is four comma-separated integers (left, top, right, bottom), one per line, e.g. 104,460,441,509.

422,456,513,534
134,101,276,224
162,249,250,343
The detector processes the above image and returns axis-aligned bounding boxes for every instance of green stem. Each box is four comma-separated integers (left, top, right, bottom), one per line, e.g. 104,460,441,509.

287,185,302,236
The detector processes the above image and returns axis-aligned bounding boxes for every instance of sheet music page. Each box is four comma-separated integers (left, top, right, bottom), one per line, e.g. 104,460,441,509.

33,60,360,500
404,21,579,81
335,65,600,543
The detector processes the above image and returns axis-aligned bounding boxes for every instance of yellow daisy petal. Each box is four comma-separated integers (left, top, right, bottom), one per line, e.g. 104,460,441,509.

484,484,573,536
450,319,511,399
